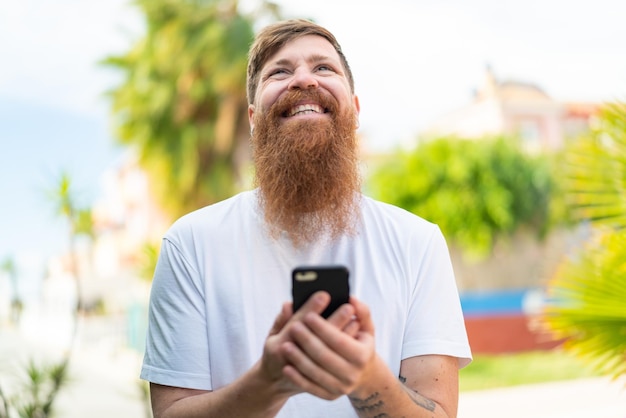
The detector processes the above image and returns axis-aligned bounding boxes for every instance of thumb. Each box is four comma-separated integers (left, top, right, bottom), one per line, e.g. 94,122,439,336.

350,296,375,336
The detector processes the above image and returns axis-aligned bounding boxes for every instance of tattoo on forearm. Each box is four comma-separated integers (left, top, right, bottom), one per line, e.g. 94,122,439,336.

398,374,437,412
349,392,386,415
349,376,438,417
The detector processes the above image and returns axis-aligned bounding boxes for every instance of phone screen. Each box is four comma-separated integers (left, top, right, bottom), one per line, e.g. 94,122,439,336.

292,265,350,318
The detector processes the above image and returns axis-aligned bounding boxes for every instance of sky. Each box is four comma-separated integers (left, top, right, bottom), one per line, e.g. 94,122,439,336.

1,0,626,275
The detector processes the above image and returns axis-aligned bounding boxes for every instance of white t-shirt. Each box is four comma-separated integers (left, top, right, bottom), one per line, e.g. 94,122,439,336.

140,190,471,417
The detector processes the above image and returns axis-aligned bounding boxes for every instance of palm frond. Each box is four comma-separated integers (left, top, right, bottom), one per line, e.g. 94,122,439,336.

543,101,626,381
562,102,626,228
544,228,626,380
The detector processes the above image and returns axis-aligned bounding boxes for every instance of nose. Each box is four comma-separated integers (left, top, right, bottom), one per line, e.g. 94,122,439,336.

288,68,318,90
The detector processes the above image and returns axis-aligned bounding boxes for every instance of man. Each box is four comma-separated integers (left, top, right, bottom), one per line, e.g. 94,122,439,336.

141,19,471,418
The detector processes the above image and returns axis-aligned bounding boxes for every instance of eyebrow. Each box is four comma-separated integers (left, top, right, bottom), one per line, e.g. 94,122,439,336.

271,54,338,68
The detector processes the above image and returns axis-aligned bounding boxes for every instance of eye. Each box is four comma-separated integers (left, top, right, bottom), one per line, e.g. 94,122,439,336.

316,65,334,72
269,68,289,77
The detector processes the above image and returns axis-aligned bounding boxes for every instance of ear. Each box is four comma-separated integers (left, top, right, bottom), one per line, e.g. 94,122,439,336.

353,95,360,115
248,104,256,133
353,95,361,129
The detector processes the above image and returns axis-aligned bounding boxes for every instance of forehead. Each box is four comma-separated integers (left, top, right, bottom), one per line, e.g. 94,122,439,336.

263,34,341,68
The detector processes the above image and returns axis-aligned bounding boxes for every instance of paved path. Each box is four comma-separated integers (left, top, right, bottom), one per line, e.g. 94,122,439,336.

459,376,626,418
2,322,625,418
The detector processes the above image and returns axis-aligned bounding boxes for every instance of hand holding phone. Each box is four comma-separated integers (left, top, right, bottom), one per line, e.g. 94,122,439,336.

292,265,350,318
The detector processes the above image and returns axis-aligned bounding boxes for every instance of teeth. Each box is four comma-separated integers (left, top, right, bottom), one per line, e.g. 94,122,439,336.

289,104,324,116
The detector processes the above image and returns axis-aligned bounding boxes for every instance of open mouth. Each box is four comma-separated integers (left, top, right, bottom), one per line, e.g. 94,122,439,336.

284,103,329,117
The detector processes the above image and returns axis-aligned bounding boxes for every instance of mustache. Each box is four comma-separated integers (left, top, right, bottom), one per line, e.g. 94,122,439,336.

269,89,339,119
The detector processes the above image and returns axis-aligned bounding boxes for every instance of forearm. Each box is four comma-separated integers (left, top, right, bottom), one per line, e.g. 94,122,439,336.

348,357,454,418
154,362,290,418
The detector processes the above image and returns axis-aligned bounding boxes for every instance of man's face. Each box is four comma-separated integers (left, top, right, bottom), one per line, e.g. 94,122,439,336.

248,34,362,246
248,34,359,130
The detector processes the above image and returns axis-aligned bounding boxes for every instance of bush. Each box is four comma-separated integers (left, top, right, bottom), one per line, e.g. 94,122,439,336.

367,136,559,259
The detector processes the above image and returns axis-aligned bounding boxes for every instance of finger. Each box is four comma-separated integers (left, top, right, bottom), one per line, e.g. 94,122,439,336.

326,303,356,330
293,291,331,319
287,320,362,386
282,363,340,400
302,310,375,371
281,338,347,397
349,296,375,336
301,313,364,361
343,318,360,337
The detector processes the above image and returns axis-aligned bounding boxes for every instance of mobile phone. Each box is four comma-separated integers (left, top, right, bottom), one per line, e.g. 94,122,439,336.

292,265,350,319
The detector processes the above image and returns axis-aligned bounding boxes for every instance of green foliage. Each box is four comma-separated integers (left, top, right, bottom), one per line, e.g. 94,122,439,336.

560,102,626,227
74,209,94,239
104,0,280,219
136,241,160,282
0,359,70,418
46,171,74,222
3,171,88,418
45,171,94,312
367,136,557,259
543,101,626,381
1,257,16,277
45,171,93,239
0,257,18,302
544,229,626,381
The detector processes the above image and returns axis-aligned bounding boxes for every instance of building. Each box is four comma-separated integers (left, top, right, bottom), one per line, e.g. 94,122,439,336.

424,66,599,152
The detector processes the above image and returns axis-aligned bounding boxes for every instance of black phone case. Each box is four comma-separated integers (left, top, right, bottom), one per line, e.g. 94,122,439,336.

292,265,350,318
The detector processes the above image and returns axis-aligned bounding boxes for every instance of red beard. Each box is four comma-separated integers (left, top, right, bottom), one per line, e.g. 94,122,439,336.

252,89,361,247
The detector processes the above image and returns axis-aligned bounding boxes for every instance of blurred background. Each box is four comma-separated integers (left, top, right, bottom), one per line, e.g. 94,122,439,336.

1,0,625,417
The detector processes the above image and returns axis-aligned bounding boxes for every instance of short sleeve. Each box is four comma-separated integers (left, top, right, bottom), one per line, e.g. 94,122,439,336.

140,236,213,390
402,226,472,368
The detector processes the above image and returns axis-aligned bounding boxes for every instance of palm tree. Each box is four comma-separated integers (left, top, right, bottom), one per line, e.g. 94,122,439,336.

0,173,85,418
543,102,626,381
46,171,94,313
103,0,281,220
